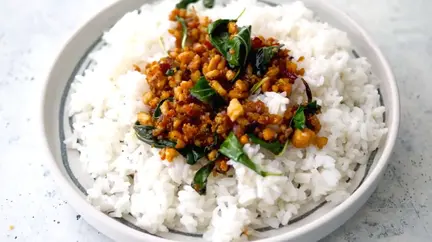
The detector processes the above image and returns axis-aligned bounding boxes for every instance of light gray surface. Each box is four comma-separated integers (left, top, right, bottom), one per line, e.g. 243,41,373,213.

0,0,430,241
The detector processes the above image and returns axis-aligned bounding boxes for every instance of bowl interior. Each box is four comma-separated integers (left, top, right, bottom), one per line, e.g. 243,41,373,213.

42,0,398,241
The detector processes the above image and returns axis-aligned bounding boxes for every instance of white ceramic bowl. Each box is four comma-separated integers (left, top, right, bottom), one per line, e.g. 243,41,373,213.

40,0,400,241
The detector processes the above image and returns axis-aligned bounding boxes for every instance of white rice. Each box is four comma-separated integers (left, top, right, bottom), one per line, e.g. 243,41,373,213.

65,0,388,241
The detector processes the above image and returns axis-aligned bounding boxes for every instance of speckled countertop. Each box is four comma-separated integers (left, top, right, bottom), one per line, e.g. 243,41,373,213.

1,0,431,241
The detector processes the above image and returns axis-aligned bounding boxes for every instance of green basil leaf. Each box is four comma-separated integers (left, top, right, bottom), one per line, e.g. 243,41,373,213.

251,45,283,76
176,0,199,9
153,97,173,120
134,123,177,148
203,0,214,8
207,19,231,57
178,145,206,165
292,106,306,130
304,100,321,115
190,76,225,108
165,68,175,76
233,68,242,81
207,19,252,74
190,76,215,103
219,132,281,176
176,16,188,48
204,133,219,153
250,78,267,94
227,26,252,68
276,140,290,157
247,133,284,155
191,161,215,195
226,37,242,67
134,123,206,165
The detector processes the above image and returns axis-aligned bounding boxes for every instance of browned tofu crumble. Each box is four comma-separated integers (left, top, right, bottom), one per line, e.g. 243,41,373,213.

136,8,327,165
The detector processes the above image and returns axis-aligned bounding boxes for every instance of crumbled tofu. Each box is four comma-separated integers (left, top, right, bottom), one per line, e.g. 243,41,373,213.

227,98,244,121
137,112,152,125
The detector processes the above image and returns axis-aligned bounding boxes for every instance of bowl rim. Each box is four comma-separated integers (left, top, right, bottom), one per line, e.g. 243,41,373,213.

40,0,400,241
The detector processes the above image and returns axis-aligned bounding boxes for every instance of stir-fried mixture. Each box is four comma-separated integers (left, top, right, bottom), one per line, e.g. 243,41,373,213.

134,2,328,194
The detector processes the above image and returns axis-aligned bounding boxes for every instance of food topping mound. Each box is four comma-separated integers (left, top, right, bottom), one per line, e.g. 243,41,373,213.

134,7,327,194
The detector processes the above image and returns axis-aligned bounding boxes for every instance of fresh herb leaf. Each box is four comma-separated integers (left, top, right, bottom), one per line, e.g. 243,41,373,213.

247,133,284,155
204,133,220,161
203,0,214,8
165,68,175,76
190,76,225,108
302,78,313,103
207,20,252,74
176,0,199,9
178,145,206,165
134,122,206,165
291,79,321,130
226,26,252,68
251,45,283,76
190,76,215,103
219,132,281,176
207,19,231,56
176,16,188,48
192,161,215,195
250,78,267,94
292,106,306,130
304,100,321,115
204,133,219,153
153,97,173,120
277,140,290,157
290,101,320,131
232,68,242,81
134,123,177,148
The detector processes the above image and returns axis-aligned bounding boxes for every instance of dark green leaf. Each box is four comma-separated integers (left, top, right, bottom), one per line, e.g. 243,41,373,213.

165,68,175,76
190,76,215,103
203,0,214,8
204,133,220,161
178,145,206,165
226,26,252,68
219,132,281,176
207,19,231,57
191,161,215,195
176,0,199,9
204,133,219,153
276,140,290,157
207,19,252,75
153,97,173,120
251,45,283,76
232,68,242,81
226,37,242,67
190,76,225,108
176,16,188,48
302,78,313,103
292,106,306,130
134,123,177,148
247,133,284,155
304,100,321,115
134,123,206,165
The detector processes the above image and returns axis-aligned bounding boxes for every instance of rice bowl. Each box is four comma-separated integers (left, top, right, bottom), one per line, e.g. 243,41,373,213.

41,0,399,241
